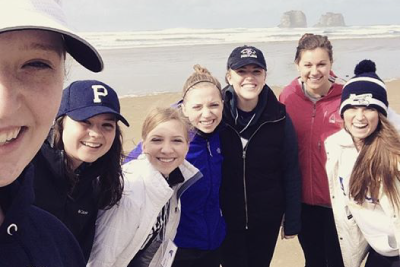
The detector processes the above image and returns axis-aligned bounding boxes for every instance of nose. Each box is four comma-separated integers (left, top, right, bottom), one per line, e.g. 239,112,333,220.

88,125,102,138
0,74,21,119
161,141,174,154
310,65,318,75
202,107,212,118
354,108,364,120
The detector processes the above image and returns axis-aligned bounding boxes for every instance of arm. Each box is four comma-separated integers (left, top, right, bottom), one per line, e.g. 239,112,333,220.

87,180,142,267
282,114,302,237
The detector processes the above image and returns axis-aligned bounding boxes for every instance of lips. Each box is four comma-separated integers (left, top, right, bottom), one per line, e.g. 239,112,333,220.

81,141,102,148
353,122,368,129
241,83,257,89
0,127,22,146
308,76,323,82
200,119,214,126
158,157,175,163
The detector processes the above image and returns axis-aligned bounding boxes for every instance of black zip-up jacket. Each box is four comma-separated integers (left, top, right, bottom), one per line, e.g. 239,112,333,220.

0,166,85,266
219,85,301,235
32,141,102,262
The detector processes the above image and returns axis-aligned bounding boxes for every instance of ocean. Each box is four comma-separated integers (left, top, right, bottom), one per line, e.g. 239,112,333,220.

65,25,400,97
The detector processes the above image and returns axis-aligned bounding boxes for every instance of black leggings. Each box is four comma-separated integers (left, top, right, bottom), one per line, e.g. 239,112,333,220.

172,247,221,267
298,204,344,267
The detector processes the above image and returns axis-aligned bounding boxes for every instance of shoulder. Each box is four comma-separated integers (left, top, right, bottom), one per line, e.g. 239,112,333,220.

26,206,85,264
280,78,301,101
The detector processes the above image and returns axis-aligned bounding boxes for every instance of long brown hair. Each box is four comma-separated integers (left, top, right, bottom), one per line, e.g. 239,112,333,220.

53,115,124,210
349,113,400,210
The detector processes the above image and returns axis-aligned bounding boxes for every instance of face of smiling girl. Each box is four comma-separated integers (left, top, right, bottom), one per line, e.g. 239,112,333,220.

62,113,117,170
0,30,64,186
142,119,189,177
182,83,223,133
296,47,332,97
226,64,266,111
343,106,379,148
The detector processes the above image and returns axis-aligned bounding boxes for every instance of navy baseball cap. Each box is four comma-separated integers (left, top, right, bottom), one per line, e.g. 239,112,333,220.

57,80,130,126
227,45,267,70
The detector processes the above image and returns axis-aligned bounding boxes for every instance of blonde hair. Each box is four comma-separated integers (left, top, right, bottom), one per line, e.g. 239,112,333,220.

349,113,400,210
295,33,333,64
182,64,222,101
141,107,192,142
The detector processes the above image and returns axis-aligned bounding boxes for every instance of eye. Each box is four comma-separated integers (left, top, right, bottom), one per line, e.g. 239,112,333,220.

253,70,262,75
80,120,91,125
236,69,246,74
23,60,52,69
172,138,184,143
103,122,115,130
150,138,162,143
192,105,202,110
210,103,221,108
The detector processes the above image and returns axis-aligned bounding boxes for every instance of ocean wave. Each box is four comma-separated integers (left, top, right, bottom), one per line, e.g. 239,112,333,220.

80,25,400,50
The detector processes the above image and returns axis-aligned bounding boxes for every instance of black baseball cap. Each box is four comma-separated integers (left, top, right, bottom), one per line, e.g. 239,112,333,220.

227,45,267,70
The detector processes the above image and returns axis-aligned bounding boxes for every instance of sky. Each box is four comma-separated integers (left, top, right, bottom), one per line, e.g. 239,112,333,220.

63,0,400,31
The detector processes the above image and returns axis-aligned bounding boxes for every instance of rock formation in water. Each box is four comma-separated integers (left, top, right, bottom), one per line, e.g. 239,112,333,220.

278,10,307,28
314,12,346,27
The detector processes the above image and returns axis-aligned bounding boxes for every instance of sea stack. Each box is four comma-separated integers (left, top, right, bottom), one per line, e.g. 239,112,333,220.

278,10,307,28
314,12,346,27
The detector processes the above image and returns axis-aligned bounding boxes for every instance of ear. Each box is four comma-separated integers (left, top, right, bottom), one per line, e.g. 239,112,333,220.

226,72,232,85
141,141,146,153
296,64,300,72
181,104,188,117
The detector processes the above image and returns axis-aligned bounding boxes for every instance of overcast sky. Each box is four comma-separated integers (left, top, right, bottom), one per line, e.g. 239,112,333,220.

63,0,400,31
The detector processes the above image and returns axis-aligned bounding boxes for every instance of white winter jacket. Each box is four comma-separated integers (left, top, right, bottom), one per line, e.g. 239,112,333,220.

325,129,400,267
87,155,202,267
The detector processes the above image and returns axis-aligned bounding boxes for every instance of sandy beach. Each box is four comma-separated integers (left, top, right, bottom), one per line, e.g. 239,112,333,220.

118,79,400,267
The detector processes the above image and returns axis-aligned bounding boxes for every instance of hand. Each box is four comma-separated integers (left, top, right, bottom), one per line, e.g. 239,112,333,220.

283,234,297,240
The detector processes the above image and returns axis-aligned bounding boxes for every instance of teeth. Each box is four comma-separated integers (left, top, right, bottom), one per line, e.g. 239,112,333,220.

200,120,213,125
82,141,101,148
353,123,367,129
159,158,174,163
0,127,21,145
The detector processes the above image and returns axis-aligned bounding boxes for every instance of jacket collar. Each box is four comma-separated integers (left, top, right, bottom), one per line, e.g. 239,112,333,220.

223,84,284,128
290,76,343,102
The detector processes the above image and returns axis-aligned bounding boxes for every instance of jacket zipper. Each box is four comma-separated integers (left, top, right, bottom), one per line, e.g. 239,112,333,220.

206,139,213,157
226,116,285,229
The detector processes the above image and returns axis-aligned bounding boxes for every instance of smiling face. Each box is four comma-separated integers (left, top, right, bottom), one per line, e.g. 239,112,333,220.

0,30,64,186
343,107,379,147
62,114,117,170
297,47,332,97
142,120,189,177
226,64,266,111
182,83,223,133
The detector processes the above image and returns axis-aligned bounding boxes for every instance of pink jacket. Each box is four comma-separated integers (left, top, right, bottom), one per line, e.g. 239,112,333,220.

279,78,343,206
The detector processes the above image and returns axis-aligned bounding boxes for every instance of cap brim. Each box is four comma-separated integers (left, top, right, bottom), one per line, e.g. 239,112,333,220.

0,5,103,73
230,59,266,70
64,106,130,127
